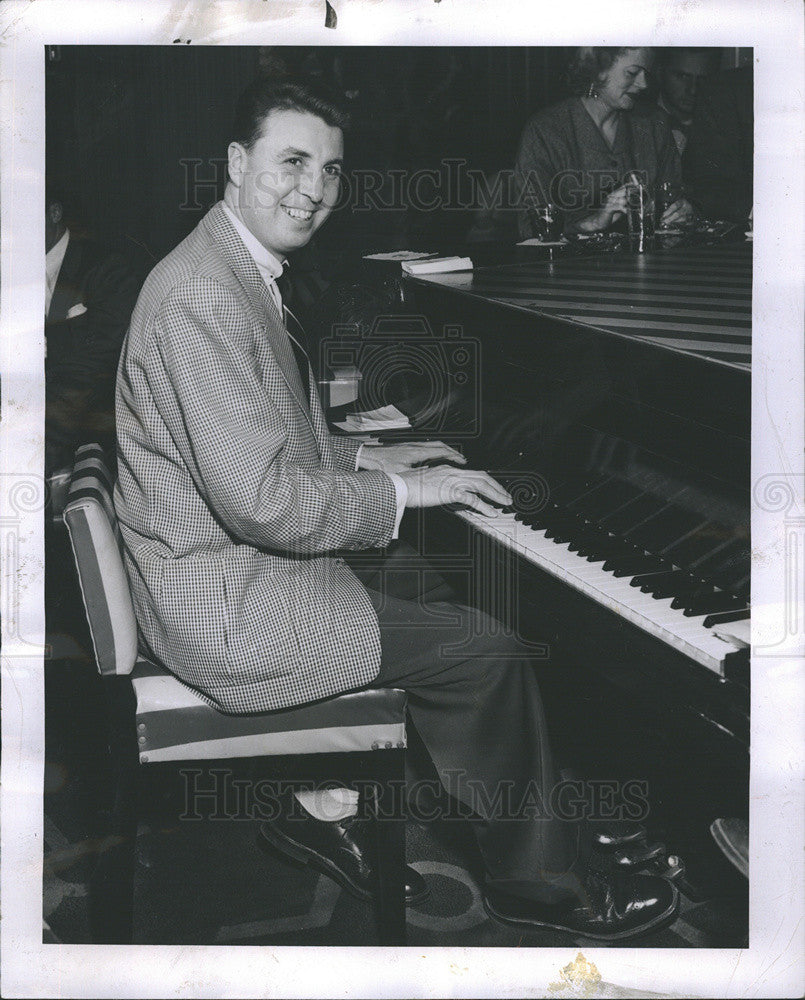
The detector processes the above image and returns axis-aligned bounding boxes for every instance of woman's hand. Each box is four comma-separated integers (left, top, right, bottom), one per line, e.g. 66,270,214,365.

573,185,630,233
660,196,696,229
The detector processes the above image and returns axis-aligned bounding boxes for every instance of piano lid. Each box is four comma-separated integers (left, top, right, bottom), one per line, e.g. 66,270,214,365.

410,243,752,372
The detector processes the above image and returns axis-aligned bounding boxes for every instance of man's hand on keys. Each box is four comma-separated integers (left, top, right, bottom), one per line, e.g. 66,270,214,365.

398,465,512,517
357,440,467,475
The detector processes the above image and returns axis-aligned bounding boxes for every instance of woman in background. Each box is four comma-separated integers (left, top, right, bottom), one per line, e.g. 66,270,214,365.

515,47,695,238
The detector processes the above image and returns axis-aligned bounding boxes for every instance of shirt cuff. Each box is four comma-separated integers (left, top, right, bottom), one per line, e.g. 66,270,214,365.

354,443,364,471
386,472,408,540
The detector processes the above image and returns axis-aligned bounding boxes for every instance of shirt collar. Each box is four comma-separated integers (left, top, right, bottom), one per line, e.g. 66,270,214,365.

221,201,285,282
45,228,70,311
46,227,70,277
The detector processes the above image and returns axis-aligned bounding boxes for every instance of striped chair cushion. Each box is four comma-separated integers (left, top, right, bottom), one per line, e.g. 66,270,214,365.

131,658,407,764
67,443,119,540
64,446,138,676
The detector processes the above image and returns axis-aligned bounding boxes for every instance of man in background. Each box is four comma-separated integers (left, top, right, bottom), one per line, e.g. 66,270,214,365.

683,65,754,223
45,189,140,476
656,48,720,156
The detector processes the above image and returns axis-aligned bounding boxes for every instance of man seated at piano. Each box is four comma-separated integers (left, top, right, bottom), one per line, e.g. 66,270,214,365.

515,47,696,238
115,74,680,940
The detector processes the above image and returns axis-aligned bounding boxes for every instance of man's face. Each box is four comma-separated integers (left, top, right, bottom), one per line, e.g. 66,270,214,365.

230,109,344,258
661,52,715,118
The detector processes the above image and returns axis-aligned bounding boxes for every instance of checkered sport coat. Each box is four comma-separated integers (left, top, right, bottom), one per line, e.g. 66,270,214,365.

115,202,397,713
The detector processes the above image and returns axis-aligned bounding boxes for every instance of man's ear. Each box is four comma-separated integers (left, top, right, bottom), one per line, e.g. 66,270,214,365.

47,201,63,226
227,142,246,188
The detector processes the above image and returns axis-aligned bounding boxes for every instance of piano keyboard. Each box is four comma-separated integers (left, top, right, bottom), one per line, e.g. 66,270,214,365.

455,504,749,676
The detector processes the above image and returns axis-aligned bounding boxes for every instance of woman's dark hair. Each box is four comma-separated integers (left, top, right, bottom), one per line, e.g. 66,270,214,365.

231,77,351,150
565,47,643,96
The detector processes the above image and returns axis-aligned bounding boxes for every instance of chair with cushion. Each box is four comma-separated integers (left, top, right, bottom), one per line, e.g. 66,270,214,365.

63,443,407,945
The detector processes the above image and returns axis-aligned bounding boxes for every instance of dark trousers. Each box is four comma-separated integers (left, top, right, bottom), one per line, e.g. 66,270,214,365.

347,541,584,904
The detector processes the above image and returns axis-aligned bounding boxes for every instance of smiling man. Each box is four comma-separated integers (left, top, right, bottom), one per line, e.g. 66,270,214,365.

115,77,678,940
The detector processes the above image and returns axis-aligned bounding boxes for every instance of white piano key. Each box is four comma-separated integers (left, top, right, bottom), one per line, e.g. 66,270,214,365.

458,509,747,675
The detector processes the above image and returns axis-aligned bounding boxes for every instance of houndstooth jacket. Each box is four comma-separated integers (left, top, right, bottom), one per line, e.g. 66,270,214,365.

114,201,397,713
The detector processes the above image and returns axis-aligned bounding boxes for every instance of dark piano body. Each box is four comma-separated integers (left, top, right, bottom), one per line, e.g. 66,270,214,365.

401,244,751,810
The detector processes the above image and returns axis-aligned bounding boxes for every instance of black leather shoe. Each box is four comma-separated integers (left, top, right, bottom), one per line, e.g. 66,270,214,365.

590,820,647,850
484,871,678,941
258,809,429,905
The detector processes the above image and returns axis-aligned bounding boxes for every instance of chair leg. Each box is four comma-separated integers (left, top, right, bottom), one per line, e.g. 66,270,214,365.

367,748,407,945
89,676,138,943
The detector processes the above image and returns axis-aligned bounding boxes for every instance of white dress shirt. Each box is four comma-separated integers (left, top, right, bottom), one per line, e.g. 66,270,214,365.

45,228,70,315
220,201,407,535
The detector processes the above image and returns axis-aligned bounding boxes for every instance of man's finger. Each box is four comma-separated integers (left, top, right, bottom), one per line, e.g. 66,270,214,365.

415,442,466,463
461,494,502,518
461,471,512,505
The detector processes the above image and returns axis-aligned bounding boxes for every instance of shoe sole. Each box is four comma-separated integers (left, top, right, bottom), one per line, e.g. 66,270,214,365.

257,824,430,906
483,883,679,942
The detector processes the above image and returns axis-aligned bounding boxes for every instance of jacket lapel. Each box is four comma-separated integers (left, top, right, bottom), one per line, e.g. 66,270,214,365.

203,203,317,433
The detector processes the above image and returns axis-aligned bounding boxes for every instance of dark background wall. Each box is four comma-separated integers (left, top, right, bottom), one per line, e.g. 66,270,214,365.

46,45,747,278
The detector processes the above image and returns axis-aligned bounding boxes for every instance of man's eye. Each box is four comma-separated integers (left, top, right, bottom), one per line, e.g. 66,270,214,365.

324,165,342,177
285,157,303,167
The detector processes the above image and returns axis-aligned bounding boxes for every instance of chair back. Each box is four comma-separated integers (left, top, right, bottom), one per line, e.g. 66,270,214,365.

63,444,138,677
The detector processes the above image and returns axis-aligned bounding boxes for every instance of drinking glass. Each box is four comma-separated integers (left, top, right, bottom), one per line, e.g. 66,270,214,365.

528,203,563,242
655,182,682,230
626,183,654,252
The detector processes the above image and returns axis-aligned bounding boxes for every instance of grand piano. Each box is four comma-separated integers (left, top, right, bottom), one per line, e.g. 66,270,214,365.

397,241,751,823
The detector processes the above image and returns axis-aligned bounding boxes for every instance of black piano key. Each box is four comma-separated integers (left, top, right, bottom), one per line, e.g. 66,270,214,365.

604,555,666,578
583,540,632,562
568,527,613,554
575,534,622,558
702,608,751,628
544,522,584,544
683,591,747,617
630,569,680,590
669,584,715,609
638,572,700,598
649,576,706,600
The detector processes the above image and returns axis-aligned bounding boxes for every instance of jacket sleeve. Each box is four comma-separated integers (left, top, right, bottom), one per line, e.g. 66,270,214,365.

330,433,363,473
148,278,397,555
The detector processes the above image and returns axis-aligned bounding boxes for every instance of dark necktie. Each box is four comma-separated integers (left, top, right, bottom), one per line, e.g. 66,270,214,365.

274,266,311,400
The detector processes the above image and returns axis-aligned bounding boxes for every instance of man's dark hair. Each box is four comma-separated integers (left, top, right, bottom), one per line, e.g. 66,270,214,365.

232,77,350,150
657,47,722,73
